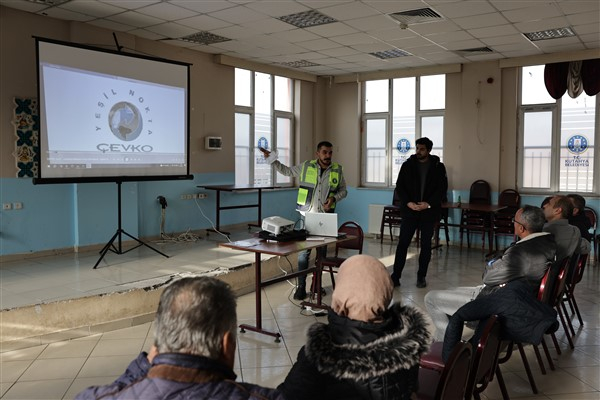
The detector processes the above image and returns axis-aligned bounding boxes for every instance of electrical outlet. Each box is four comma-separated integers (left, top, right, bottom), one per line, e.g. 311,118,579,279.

2,203,11,210
180,194,186,200
197,193,207,199
186,194,193,200
13,202,23,210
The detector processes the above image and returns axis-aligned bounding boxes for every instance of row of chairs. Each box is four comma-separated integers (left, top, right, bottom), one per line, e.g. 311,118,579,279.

418,253,589,399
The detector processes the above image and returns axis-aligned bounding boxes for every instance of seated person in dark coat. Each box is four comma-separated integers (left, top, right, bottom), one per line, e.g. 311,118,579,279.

75,277,284,400
567,193,593,241
278,254,432,400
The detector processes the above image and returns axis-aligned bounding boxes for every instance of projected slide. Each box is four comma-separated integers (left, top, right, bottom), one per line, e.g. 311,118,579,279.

35,38,191,183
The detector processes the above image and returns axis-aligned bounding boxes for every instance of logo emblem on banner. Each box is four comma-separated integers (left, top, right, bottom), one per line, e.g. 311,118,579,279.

567,135,588,154
258,137,269,150
397,138,411,153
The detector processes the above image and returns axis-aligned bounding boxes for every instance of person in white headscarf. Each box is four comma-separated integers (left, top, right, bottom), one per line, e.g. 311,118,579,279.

278,254,432,400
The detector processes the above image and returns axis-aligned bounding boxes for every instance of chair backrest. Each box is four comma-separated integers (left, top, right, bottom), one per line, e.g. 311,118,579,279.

538,257,570,306
570,253,588,286
584,206,597,234
469,180,491,205
336,221,364,255
498,189,521,209
433,341,473,400
465,315,502,399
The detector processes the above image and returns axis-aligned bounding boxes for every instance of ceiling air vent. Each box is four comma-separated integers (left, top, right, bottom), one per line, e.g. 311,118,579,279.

370,48,411,60
523,27,575,42
278,10,338,28
455,47,494,56
277,60,320,68
26,0,71,5
388,8,443,25
179,32,231,45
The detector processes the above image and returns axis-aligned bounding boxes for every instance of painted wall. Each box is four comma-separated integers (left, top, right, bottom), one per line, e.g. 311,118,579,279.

0,6,597,257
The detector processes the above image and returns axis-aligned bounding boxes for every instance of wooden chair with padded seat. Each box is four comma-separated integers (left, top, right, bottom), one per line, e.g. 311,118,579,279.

417,341,473,400
493,189,520,252
380,205,402,243
563,253,588,330
320,221,364,289
460,180,492,250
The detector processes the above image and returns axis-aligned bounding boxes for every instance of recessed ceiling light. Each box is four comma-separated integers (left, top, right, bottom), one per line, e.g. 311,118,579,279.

178,32,231,45
277,60,320,68
278,10,337,28
370,49,411,60
523,27,575,42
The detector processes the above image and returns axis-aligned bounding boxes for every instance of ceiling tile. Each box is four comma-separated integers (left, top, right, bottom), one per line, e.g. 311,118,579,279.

330,32,381,46
514,17,570,33
368,27,418,42
502,4,563,23
245,0,309,17
145,22,197,38
453,13,509,30
59,0,125,18
304,22,359,37
567,12,600,26
468,24,519,39
318,46,360,57
209,5,269,24
0,0,47,13
442,39,485,51
177,14,232,31
557,1,600,14
87,18,134,32
363,1,426,14
212,25,262,40
481,34,529,46
240,17,295,34
407,20,461,36
432,1,496,19
298,37,351,51
172,0,236,14
38,7,94,22
127,28,166,40
99,1,160,11
134,2,195,21
342,14,398,31
318,1,379,20
108,11,164,28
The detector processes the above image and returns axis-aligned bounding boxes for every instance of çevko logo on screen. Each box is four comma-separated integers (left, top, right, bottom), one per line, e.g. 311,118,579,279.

95,88,154,153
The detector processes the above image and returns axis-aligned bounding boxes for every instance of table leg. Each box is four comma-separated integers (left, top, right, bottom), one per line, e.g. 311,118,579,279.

215,190,221,231
238,252,282,342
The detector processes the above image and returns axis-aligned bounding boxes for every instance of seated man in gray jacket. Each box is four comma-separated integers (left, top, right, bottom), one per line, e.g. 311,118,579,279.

542,195,590,261
425,205,556,341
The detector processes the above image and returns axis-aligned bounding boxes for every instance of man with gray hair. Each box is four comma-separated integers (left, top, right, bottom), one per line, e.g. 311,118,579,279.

425,205,556,340
76,277,284,400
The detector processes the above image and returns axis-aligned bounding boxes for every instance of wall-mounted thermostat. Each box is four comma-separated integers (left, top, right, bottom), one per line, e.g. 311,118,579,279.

205,136,222,150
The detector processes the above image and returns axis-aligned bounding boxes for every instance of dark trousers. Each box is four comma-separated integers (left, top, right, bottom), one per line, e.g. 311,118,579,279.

392,216,436,280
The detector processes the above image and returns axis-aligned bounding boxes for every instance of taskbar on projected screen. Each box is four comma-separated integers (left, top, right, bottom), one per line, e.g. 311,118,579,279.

46,163,186,169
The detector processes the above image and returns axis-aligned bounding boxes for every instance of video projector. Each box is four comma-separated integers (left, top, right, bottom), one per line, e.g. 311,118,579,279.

261,216,295,236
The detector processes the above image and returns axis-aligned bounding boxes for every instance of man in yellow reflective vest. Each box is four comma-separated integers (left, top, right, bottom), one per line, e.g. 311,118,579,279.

260,141,347,300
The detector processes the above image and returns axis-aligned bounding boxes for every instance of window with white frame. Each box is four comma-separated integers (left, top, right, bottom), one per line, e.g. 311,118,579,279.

235,69,294,186
362,75,445,187
519,65,597,193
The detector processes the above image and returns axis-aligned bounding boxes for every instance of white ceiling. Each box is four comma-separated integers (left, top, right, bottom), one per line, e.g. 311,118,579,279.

2,0,599,76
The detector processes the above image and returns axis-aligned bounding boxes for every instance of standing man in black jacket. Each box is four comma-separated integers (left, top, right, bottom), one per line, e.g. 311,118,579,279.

391,137,447,288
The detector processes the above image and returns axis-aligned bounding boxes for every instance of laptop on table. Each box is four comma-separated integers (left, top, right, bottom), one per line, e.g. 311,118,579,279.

304,212,340,237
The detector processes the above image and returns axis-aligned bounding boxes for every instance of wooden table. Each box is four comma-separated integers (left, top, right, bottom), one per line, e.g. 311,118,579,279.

438,202,507,255
220,236,350,341
198,184,287,235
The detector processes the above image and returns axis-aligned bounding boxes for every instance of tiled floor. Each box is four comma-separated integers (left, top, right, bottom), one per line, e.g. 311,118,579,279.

1,233,599,399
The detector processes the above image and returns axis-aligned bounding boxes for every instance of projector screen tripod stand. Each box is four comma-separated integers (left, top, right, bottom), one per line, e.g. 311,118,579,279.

93,181,169,269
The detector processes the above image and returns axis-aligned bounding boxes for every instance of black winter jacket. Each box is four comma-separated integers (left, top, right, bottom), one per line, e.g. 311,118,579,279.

278,304,432,400
442,279,559,363
393,154,447,221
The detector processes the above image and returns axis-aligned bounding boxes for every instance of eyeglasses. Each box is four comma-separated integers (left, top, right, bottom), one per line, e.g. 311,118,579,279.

512,218,525,228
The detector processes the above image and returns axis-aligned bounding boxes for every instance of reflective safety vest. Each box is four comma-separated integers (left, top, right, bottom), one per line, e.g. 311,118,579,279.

297,160,341,211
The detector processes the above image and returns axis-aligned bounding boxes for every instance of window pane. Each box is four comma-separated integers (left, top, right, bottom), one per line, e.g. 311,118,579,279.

235,113,250,186
365,118,387,183
365,80,389,113
235,68,251,107
254,72,272,185
559,94,595,192
522,65,555,105
393,78,415,117
420,75,445,110
422,116,444,161
391,78,416,177
275,117,292,184
522,111,552,188
274,76,292,112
